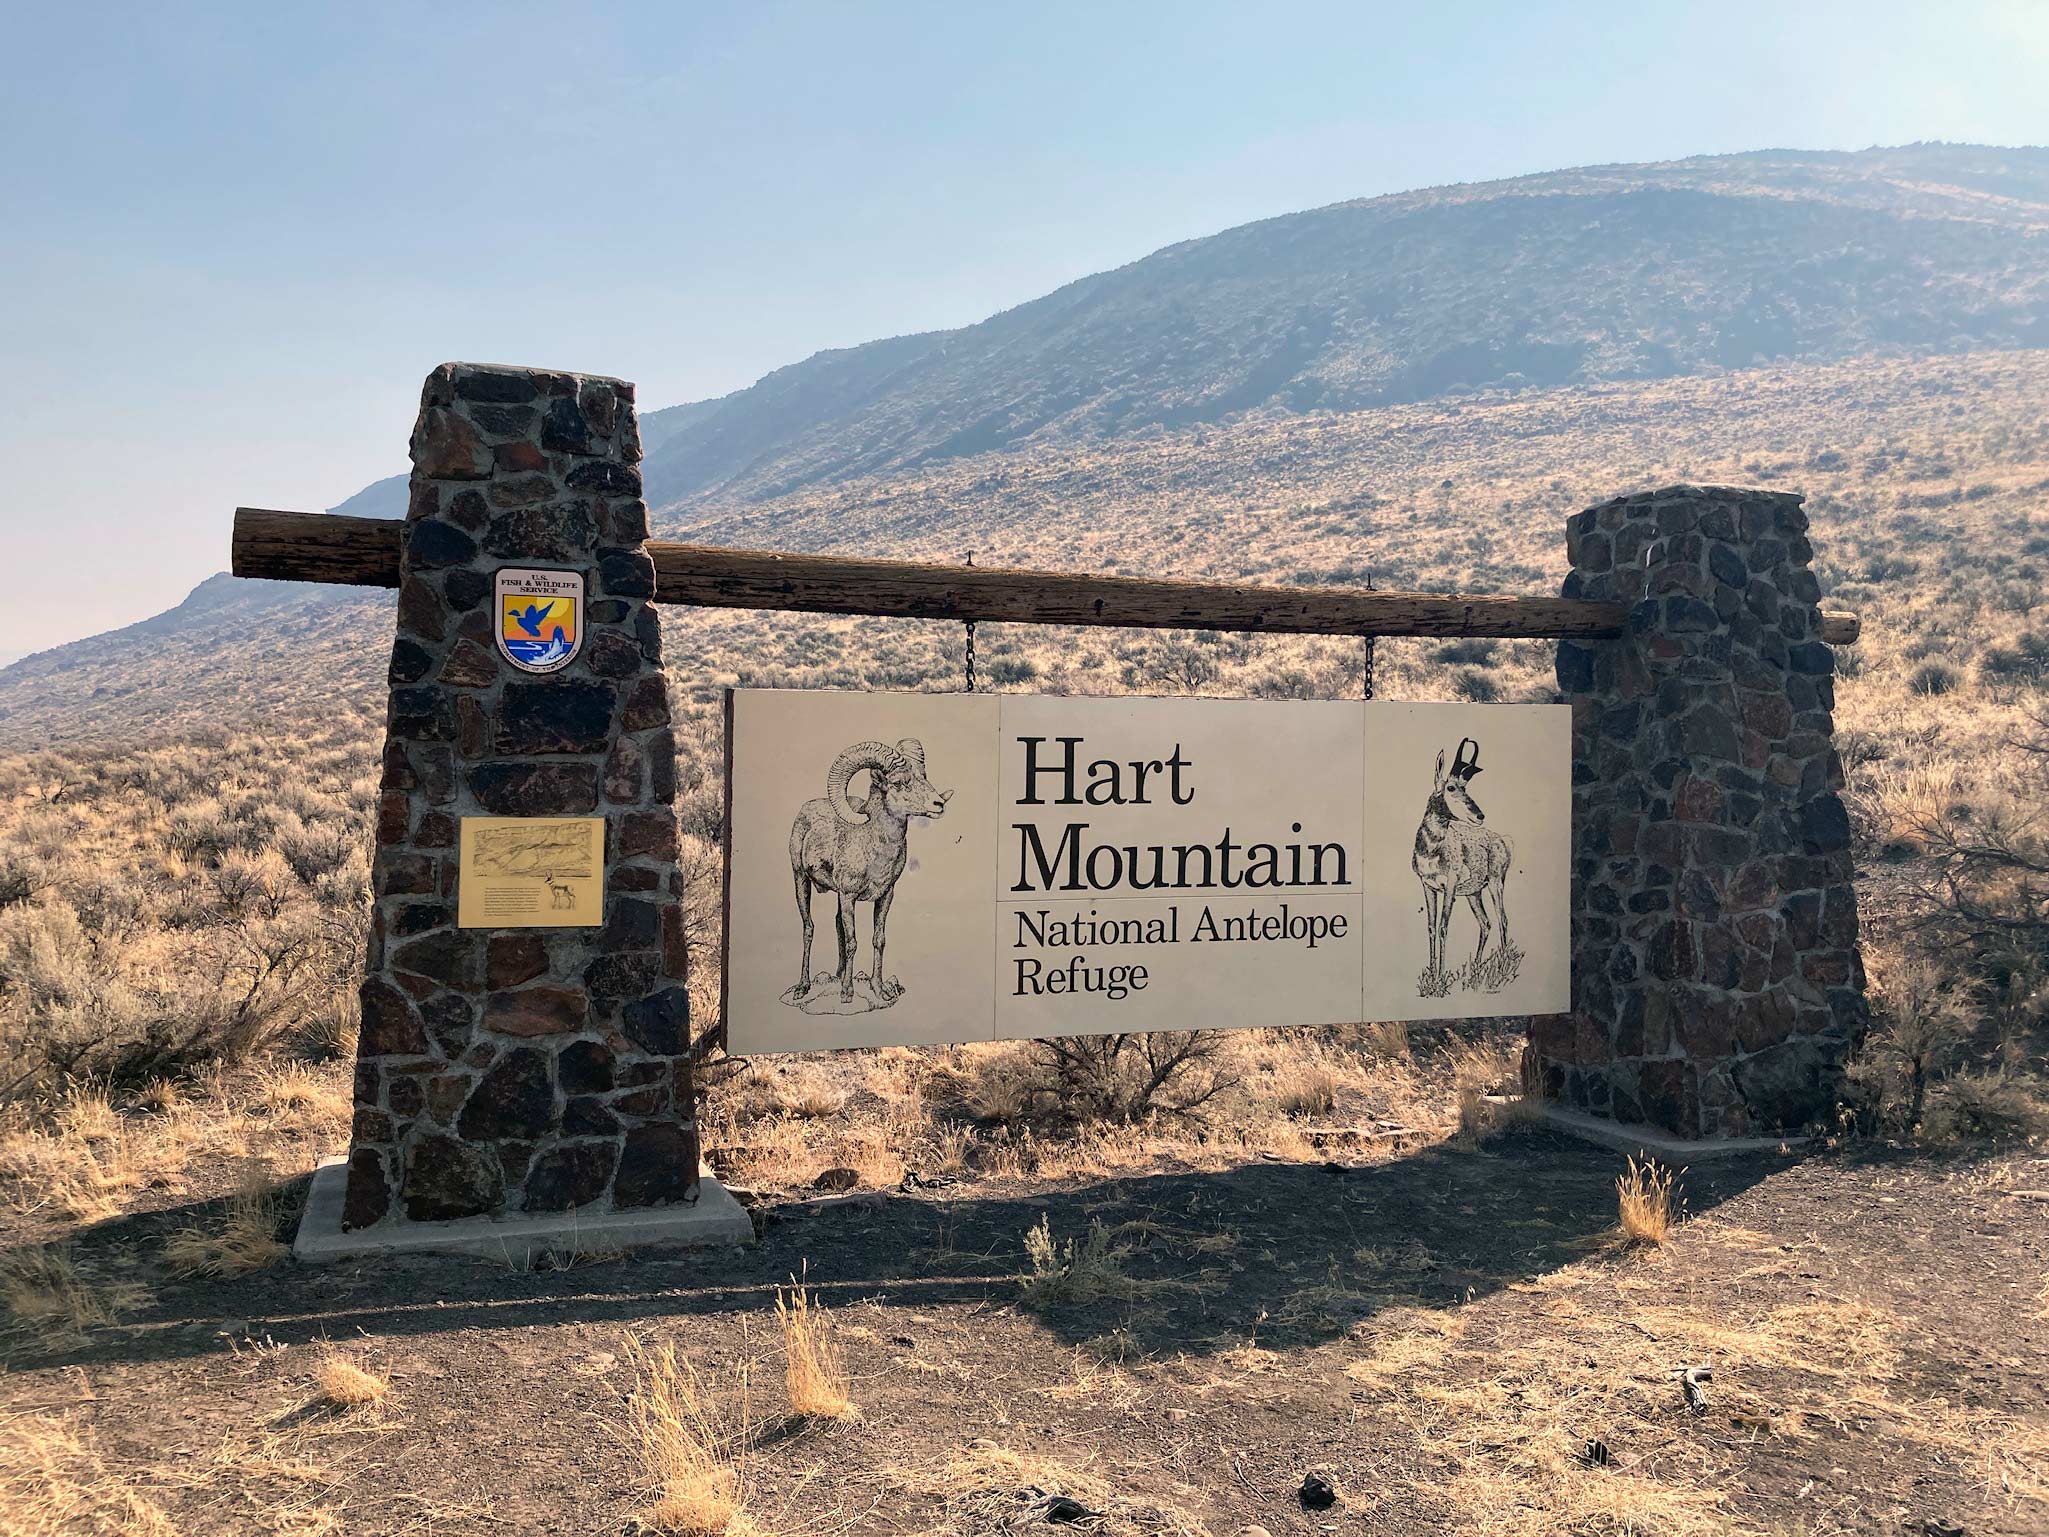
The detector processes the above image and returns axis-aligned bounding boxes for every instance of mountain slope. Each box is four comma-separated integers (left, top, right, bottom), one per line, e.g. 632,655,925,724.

6,142,2049,747
643,143,2049,508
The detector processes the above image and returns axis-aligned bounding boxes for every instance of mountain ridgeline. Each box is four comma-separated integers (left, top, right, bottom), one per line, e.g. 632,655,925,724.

640,143,2049,510
4,142,2049,746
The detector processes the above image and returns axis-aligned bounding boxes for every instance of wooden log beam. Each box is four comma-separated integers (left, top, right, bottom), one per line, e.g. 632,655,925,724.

231,507,1861,643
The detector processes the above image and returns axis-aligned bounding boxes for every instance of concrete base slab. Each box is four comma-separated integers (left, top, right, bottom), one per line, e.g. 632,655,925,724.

1512,1100,1791,1161
291,1156,756,1266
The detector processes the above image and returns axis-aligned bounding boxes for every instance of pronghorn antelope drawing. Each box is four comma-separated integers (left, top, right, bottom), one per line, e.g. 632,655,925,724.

544,877,575,910
1412,737,1517,994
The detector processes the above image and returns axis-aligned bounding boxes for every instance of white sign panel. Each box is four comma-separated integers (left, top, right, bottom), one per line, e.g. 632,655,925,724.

722,691,1569,1055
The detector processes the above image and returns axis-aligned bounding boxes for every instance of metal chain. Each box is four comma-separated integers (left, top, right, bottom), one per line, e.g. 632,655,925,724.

962,553,976,692
1362,568,1376,702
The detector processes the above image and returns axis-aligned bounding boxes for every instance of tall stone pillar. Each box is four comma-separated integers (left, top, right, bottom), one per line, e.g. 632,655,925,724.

344,363,699,1229
1531,485,1867,1137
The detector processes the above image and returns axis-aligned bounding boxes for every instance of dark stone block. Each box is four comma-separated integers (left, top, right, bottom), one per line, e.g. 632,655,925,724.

580,379,619,435
447,489,490,531
469,403,535,437
445,567,491,612
604,736,645,802
458,1048,554,1140
389,639,435,685
397,574,448,642
542,396,594,453
380,853,437,897
360,978,429,1056
456,695,489,758
439,640,499,689
602,898,661,951
1799,795,1851,854
487,473,561,508
482,503,596,562
589,598,630,624
604,498,652,547
471,762,600,816
455,370,539,404
1730,1038,1841,1133
522,1141,617,1212
1678,705,1740,762
585,952,658,1007
495,681,617,754
566,460,641,495
415,744,456,803
1788,642,1834,675
614,1122,699,1209
407,519,477,568
599,548,656,598
635,602,663,663
648,734,677,804
1636,1059,1698,1136
342,1149,391,1230
402,1134,504,1221
1664,595,1721,633
391,901,451,937
562,1096,620,1137
617,809,679,860
391,931,481,991
558,1039,616,1095
388,1073,425,1118
419,991,475,1056
389,687,454,742
621,985,689,1055
586,629,643,679
622,676,671,731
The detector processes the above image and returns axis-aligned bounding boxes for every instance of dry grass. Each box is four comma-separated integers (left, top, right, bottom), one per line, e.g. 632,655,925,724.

1616,1156,1679,1245
162,1163,288,1277
315,1349,388,1408
773,1279,854,1421
0,1244,148,1345
624,1334,756,1536
0,1411,178,1536
882,1439,1211,1536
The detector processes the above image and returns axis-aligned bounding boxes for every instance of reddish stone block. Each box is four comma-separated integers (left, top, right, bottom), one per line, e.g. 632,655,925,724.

483,985,590,1038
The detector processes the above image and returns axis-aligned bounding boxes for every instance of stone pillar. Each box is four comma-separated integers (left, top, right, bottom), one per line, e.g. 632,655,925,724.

1531,484,1867,1137
344,362,697,1229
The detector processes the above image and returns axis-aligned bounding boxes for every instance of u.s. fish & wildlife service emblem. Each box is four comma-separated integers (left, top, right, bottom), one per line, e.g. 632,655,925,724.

495,568,584,674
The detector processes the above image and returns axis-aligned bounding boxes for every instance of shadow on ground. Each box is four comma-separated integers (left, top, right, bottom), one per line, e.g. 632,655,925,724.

15,1128,1788,1371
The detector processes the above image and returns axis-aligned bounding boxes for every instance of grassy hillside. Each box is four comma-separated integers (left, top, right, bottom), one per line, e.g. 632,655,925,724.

641,143,2049,505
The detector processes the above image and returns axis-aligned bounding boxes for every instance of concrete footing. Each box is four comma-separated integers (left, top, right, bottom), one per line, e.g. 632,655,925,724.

291,1156,755,1266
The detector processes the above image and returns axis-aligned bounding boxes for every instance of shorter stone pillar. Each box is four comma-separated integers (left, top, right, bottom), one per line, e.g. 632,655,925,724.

344,362,699,1229
1531,484,1867,1137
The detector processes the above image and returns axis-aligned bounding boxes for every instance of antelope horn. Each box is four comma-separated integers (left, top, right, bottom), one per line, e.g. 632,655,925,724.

826,741,905,825
1451,737,1482,778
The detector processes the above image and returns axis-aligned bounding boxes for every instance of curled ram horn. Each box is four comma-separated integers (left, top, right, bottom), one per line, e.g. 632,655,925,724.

826,741,906,825
895,738,927,779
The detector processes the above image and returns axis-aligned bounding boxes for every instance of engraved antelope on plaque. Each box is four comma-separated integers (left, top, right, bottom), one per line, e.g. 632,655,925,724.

1412,737,1519,996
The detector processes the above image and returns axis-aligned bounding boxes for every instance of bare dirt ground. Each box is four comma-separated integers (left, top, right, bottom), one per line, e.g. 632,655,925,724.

4,1121,2044,1536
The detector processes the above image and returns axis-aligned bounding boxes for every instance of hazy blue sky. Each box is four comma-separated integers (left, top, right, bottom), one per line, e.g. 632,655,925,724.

3,1,2046,659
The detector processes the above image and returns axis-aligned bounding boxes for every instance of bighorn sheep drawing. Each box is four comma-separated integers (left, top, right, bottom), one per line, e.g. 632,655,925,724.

1412,737,1516,994
787,738,952,1011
